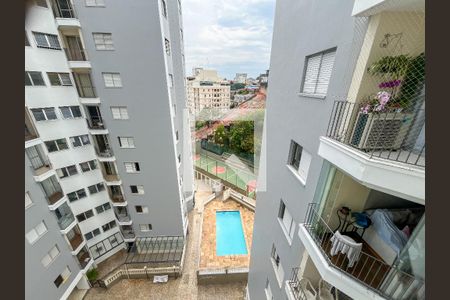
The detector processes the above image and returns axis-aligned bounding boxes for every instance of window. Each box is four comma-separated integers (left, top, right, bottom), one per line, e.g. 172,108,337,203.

130,185,144,194
111,106,129,119
135,205,148,214
84,228,101,241
47,73,72,86
95,202,111,214
102,73,122,88
118,137,135,148
301,48,336,96
80,160,97,172
88,182,105,195
25,71,45,86
139,224,152,232
31,108,57,121
270,244,285,286
92,33,114,50
45,138,69,152
161,0,167,18
54,267,71,288
25,192,33,209
56,165,78,179
287,140,312,183
76,210,94,222
25,31,30,46
35,0,48,8
67,188,87,202
41,245,60,268
168,74,173,87
124,162,140,173
70,135,91,147
60,106,82,119
102,220,117,232
85,0,105,6
33,32,61,49
278,200,295,242
164,38,171,55
265,279,273,300
25,221,48,244
175,131,179,141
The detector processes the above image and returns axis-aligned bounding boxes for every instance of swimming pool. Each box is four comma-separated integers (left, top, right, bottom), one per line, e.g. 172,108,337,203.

216,211,248,256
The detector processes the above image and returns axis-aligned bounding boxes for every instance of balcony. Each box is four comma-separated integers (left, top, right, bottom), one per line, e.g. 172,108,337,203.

67,226,84,251
93,135,115,161
25,145,53,179
121,226,136,241
55,203,76,231
115,207,131,225
73,72,99,102
52,0,80,29
298,203,425,300
25,108,39,143
64,47,91,69
41,176,65,207
77,247,92,269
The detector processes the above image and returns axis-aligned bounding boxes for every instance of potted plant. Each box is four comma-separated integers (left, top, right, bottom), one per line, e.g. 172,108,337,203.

86,268,99,285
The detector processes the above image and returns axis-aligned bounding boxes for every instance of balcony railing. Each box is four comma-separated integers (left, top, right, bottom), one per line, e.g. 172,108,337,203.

77,248,92,269
57,212,75,230
303,203,425,299
288,268,309,300
88,116,105,129
96,147,114,158
116,213,131,223
121,229,135,239
111,194,125,203
52,0,76,18
68,230,83,251
64,47,87,61
46,191,64,205
327,101,425,167
77,85,97,98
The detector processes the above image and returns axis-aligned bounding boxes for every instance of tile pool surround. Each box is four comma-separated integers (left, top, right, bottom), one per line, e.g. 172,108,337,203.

216,210,248,256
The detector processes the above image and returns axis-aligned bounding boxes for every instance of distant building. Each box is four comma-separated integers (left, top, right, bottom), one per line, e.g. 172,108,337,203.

257,70,269,85
187,69,231,114
234,73,248,84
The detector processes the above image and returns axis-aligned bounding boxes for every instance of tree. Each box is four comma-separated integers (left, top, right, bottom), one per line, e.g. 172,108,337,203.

214,124,228,146
231,83,246,90
229,121,254,154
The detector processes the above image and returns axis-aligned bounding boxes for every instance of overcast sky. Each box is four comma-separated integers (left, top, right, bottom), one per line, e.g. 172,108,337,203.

182,0,276,80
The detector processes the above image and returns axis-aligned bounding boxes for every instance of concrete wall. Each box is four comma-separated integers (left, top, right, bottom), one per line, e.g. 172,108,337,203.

73,0,187,237
25,156,82,300
247,1,367,299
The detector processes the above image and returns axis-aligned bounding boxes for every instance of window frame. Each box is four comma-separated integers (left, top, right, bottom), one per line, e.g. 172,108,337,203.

92,32,114,51
102,72,122,88
164,38,171,56
45,138,69,152
25,192,33,209
41,245,60,268
80,160,97,173
124,162,140,173
47,72,72,86
277,200,295,243
67,188,87,202
25,221,48,244
118,137,135,148
70,135,91,148
102,220,117,232
85,0,105,7
32,32,61,50
56,165,78,179
88,182,105,195
25,71,46,86
130,185,144,195
300,47,337,97
30,107,57,121
95,202,111,214
139,224,152,232
59,106,82,119
76,210,94,223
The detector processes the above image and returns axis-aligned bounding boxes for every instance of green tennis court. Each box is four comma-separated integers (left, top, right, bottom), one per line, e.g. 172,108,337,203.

194,153,257,197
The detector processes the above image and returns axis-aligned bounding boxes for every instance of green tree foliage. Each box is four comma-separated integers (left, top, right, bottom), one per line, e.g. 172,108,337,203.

231,83,246,90
214,124,228,146
229,121,255,154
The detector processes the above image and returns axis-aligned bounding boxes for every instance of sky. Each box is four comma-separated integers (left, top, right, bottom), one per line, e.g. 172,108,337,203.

182,0,276,80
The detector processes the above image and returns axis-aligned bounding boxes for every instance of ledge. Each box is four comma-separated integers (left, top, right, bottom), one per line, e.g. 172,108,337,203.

297,92,326,100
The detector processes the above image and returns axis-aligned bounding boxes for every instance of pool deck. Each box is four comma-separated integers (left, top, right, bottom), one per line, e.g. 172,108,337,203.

199,197,254,270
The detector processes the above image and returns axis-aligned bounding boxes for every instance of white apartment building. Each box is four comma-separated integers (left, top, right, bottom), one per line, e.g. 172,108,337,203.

247,0,425,300
187,69,231,114
25,0,193,298
234,72,248,84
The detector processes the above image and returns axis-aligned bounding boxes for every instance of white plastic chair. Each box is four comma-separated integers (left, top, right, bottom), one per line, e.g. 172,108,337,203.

318,278,338,300
299,278,318,300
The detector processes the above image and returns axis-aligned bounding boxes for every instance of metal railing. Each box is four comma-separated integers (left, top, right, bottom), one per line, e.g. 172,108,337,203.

57,212,75,230
121,230,135,239
88,116,105,129
77,85,97,98
96,147,114,158
52,0,77,18
288,268,309,300
116,213,131,222
64,47,87,61
303,203,425,299
68,230,83,250
327,101,425,167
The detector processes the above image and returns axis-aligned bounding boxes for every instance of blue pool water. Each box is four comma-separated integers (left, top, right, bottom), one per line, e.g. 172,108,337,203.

216,211,248,256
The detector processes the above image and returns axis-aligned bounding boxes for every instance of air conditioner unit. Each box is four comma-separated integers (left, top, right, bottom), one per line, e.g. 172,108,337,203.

349,112,412,150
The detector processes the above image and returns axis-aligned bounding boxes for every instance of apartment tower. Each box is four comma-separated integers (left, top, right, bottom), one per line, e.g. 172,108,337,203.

247,0,425,300
25,0,193,298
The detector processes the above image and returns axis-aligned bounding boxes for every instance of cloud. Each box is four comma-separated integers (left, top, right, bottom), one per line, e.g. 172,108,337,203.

182,0,275,79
